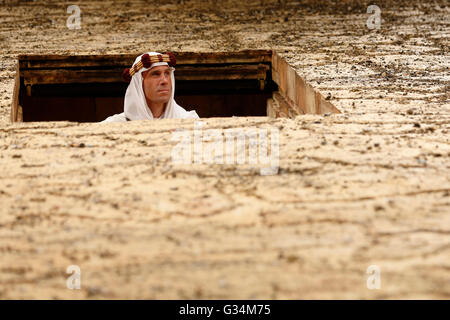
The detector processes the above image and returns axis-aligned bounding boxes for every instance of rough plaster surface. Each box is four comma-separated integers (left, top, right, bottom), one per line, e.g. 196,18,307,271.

0,0,449,299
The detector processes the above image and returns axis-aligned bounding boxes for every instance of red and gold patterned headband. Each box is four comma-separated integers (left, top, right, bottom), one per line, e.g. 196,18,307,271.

122,52,176,82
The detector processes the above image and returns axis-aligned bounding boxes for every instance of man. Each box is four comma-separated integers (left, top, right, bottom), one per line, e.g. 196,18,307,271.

101,51,199,122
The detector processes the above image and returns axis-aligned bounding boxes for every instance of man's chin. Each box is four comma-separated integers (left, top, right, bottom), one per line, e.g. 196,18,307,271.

157,92,170,100
155,98,170,104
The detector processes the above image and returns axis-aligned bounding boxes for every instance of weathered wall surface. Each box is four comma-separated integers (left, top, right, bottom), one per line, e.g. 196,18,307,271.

0,0,449,299
0,0,448,119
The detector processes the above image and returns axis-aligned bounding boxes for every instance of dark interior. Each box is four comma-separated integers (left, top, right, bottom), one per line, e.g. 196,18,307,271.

21,79,276,122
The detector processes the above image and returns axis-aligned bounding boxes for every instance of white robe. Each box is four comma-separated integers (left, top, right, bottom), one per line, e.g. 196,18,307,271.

101,52,199,123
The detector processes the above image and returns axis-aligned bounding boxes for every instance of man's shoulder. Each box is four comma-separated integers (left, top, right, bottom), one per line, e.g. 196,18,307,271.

170,102,200,119
184,110,200,119
100,112,127,123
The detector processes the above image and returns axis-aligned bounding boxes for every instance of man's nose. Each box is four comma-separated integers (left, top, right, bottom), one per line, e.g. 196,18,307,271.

159,73,169,84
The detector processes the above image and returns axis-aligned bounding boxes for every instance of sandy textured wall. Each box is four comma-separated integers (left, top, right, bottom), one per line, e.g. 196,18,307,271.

0,0,449,299
1,0,448,120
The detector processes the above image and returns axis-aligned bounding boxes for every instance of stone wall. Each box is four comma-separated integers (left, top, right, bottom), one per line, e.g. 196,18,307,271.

0,0,448,299
271,51,341,116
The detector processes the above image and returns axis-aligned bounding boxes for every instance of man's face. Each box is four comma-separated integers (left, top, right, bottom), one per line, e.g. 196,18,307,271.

142,65,172,105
